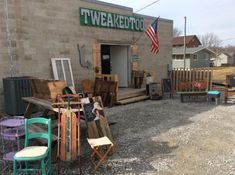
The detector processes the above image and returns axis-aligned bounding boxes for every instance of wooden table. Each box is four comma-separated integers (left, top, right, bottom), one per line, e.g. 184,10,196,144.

178,91,207,102
22,97,81,118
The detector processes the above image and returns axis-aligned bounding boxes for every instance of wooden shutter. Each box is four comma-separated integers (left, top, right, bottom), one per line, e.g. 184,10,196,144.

92,42,101,76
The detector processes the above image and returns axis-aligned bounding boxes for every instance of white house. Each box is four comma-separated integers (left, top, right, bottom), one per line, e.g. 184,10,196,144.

213,52,235,67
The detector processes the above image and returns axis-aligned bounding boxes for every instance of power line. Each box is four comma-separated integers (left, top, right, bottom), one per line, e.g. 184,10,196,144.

134,0,160,13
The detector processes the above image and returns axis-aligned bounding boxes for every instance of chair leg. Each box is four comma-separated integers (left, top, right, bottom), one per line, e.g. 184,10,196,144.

13,159,17,175
92,145,113,172
25,161,29,175
49,153,52,175
41,159,46,175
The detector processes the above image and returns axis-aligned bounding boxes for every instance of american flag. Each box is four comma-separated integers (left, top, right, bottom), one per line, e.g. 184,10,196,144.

145,18,159,54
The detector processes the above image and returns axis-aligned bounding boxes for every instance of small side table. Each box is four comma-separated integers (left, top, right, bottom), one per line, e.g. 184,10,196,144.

207,91,221,105
0,116,25,171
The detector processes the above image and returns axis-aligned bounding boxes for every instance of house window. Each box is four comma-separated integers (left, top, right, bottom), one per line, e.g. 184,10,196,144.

193,54,198,61
175,55,183,60
51,58,75,89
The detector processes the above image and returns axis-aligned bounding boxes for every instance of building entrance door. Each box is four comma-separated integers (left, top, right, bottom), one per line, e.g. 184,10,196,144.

100,44,129,87
110,45,129,87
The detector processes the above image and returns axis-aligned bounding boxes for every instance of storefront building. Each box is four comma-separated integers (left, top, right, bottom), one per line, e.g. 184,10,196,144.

0,0,173,112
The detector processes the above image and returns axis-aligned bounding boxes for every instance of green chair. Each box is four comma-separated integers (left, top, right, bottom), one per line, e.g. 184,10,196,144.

13,117,52,175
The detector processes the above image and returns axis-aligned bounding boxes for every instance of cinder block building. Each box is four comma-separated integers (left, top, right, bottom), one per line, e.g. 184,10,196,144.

0,0,173,113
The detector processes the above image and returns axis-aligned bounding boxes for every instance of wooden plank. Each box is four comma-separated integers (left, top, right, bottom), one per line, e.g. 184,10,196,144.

93,42,101,75
176,69,179,91
71,111,77,160
116,95,149,105
24,103,34,118
22,97,81,113
60,112,66,161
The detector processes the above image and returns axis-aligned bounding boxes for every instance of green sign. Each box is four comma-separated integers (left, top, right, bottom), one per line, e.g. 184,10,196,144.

132,55,140,60
80,7,144,32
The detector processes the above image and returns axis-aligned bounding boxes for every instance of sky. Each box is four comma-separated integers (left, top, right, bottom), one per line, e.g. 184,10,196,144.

99,0,235,46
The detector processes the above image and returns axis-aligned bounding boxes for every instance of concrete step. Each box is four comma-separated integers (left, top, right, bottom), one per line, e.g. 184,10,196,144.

116,95,149,105
117,88,146,101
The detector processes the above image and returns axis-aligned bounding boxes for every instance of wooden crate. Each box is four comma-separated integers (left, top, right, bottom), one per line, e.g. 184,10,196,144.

31,79,67,101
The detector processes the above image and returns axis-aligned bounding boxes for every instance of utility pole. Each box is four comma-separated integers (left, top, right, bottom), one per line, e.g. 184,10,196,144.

183,16,186,70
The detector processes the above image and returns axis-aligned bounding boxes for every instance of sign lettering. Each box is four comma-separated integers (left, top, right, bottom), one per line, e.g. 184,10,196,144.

80,7,144,32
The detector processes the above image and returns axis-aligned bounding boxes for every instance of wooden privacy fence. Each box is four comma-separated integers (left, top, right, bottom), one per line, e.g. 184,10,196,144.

172,68,213,92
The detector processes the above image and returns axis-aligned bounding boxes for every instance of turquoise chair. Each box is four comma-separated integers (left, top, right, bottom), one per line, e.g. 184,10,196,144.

13,117,52,175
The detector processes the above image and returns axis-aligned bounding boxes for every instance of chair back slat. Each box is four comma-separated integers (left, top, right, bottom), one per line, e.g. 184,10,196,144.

25,117,51,148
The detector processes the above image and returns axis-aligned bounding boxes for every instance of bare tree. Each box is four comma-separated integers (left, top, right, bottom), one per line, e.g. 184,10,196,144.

173,28,182,37
224,45,235,53
199,33,221,49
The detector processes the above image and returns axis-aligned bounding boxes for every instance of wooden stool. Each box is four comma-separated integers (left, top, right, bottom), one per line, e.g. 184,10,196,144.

87,136,114,172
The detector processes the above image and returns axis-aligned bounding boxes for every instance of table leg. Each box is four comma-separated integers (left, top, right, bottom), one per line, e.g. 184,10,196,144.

24,103,34,118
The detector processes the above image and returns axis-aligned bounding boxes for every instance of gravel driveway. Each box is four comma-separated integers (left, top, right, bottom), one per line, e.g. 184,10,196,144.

1,98,235,175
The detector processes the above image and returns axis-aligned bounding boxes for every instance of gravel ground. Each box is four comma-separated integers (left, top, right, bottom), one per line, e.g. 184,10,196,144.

1,98,235,175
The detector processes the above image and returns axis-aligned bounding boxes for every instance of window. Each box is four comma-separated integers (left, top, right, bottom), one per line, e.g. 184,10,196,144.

51,58,75,89
193,54,198,61
174,55,183,60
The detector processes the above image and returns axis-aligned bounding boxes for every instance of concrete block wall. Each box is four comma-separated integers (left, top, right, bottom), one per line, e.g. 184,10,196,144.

0,0,173,113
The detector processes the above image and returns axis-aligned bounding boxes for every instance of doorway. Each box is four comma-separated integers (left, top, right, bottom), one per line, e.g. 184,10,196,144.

101,44,129,87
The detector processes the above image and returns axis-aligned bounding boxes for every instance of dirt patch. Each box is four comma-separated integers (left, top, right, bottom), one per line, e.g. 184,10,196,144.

104,99,235,175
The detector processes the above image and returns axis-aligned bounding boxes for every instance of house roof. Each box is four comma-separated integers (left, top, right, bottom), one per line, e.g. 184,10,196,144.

173,46,216,55
220,52,234,58
172,35,202,46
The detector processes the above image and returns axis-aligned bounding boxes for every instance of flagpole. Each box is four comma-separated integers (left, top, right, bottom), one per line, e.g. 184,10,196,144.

183,16,186,70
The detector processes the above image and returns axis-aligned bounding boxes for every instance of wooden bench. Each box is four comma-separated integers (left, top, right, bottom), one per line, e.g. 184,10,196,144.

178,91,207,102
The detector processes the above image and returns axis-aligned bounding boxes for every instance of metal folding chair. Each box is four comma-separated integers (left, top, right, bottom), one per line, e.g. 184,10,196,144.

87,136,113,172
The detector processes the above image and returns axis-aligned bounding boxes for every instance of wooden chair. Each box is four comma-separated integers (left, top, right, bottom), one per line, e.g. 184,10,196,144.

94,78,103,97
13,117,52,175
87,136,114,173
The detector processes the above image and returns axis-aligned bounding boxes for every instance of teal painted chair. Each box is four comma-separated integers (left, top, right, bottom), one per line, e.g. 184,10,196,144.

13,117,52,175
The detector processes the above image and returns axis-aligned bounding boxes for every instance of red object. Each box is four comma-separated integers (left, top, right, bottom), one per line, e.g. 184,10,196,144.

192,81,207,90
145,18,160,54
